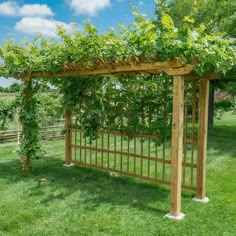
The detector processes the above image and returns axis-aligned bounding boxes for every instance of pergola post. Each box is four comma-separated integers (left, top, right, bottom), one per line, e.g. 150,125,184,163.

193,79,210,203
22,77,32,172
165,75,185,220
64,109,73,167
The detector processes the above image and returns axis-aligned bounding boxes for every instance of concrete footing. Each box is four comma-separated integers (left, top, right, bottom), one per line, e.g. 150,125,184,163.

63,163,74,167
192,197,209,203
164,212,185,221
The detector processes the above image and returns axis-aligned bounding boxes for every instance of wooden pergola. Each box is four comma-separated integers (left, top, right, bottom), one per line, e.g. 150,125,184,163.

21,57,220,220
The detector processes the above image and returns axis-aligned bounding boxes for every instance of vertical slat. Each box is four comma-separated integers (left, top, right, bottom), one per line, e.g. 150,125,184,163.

162,142,166,180
170,75,184,217
141,138,143,176
121,134,123,171
65,110,72,165
95,137,98,165
85,136,87,164
90,138,92,164
191,80,197,186
155,142,158,179
114,134,116,169
79,132,82,162
74,119,77,161
108,133,110,168
196,80,210,199
162,77,168,180
148,138,150,177
74,130,77,161
127,137,130,172
183,82,188,186
134,137,136,174
141,85,144,176
101,132,104,167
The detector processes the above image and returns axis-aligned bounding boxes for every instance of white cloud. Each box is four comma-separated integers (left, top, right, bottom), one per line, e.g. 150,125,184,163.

15,17,73,37
138,1,144,6
0,1,19,16
0,1,53,17
69,0,110,16
19,4,54,17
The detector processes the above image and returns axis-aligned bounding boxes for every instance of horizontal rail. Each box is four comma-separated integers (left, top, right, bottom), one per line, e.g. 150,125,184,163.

71,144,197,168
71,128,159,139
71,159,171,185
71,160,196,191
71,144,171,163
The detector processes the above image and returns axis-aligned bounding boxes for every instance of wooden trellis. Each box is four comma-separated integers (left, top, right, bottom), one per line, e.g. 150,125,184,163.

22,58,220,219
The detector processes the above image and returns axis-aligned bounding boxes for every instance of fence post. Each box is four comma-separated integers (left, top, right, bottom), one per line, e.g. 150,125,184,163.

194,79,210,203
165,75,185,220
65,110,72,166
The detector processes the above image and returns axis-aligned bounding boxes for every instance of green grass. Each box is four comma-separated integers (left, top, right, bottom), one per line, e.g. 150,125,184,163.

0,112,236,236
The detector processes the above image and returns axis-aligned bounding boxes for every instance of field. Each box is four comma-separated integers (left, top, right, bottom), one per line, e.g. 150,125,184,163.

0,113,235,236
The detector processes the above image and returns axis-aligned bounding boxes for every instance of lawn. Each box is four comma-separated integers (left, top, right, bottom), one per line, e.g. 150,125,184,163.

0,113,235,236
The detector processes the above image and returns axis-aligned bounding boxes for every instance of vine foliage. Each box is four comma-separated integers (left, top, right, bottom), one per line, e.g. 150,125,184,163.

17,79,42,172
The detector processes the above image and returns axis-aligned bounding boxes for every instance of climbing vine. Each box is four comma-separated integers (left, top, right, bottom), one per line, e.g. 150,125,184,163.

52,74,173,144
17,79,43,172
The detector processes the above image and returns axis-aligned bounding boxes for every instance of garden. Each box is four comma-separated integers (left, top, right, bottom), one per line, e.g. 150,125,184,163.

0,0,236,235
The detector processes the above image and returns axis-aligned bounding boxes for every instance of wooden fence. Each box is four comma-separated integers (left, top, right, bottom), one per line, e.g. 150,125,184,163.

0,124,65,143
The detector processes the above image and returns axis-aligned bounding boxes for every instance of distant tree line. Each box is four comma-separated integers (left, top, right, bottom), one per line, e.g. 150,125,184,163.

0,82,22,93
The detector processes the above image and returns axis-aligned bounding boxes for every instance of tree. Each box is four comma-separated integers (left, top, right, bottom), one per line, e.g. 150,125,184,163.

155,0,236,128
8,82,22,92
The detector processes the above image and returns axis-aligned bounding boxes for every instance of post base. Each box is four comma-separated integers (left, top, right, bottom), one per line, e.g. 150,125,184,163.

192,197,209,203
164,212,185,221
63,163,74,167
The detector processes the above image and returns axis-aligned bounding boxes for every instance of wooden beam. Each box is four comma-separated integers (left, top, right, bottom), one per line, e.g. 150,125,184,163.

185,72,221,80
164,64,195,76
65,110,72,165
29,60,193,78
170,75,184,216
196,80,210,199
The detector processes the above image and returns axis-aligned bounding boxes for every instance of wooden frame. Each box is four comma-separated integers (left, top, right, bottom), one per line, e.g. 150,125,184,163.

17,57,218,219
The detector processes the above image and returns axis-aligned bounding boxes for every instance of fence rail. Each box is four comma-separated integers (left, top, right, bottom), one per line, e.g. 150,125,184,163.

0,125,65,143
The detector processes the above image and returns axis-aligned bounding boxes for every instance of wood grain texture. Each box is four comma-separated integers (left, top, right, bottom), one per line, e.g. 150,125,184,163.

196,80,210,199
170,75,184,216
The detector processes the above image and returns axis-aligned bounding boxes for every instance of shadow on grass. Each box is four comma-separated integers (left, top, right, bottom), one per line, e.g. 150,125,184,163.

0,156,185,216
208,125,236,158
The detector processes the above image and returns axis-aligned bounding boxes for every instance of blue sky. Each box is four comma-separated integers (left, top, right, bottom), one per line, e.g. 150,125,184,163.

0,0,156,87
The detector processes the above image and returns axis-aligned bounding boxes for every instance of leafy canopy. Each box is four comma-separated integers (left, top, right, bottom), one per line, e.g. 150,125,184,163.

0,6,235,78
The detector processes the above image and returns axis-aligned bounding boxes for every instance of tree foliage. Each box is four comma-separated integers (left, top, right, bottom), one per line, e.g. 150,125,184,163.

164,0,236,37
155,0,236,125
